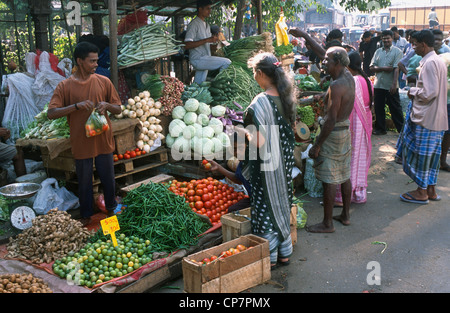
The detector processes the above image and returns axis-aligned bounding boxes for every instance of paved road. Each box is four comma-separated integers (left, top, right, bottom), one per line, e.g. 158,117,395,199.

156,132,450,293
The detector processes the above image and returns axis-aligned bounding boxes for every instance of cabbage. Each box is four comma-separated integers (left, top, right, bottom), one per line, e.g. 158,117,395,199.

183,112,197,125
166,134,175,148
191,136,200,151
201,126,215,139
168,119,186,138
192,123,202,137
183,125,196,139
172,136,190,153
172,106,186,119
211,105,226,117
184,98,199,112
216,132,231,147
208,117,223,135
211,137,223,153
197,113,210,127
197,102,211,116
194,138,214,156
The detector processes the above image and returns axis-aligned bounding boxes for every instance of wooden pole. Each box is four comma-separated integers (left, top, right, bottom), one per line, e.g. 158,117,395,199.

108,0,118,90
256,0,262,34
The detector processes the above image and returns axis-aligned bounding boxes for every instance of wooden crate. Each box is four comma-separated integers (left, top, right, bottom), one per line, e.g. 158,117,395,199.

61,147,169,189
290,204,298,246
120,173,173,196
182,234,270,293
220,206,298,246
221,208,251,243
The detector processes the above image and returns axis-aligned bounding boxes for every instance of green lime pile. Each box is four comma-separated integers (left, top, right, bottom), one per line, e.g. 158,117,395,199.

52,234,153,288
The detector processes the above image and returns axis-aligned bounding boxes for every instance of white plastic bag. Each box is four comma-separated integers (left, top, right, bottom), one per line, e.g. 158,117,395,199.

33,178,79,214
32,51,66,111
2,72,40,141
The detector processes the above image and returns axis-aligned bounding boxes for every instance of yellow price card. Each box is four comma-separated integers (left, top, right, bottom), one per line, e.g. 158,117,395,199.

100,215,120,247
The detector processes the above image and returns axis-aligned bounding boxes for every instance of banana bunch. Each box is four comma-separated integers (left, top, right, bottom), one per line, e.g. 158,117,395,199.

275,13,289,46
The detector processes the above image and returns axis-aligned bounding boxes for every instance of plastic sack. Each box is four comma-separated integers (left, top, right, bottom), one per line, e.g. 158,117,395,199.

32,51,66,111
304,158,323,198
2,72,40,141
296,203,307,229
33,178,79,214
85,110,109,137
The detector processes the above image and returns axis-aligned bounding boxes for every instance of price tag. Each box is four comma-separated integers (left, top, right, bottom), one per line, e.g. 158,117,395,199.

100,215,120,247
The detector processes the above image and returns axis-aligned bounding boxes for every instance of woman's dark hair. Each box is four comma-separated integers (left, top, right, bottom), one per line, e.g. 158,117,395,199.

73,41,99,65
247,52,297,127
348,51,373,108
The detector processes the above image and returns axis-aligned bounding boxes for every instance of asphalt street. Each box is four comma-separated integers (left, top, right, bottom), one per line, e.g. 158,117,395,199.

155,131,450,293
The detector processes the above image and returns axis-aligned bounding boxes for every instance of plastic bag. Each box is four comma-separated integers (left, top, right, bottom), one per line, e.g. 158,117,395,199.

296,203,308,229
33,178,79,214
85,110,109,137
2,72,40,141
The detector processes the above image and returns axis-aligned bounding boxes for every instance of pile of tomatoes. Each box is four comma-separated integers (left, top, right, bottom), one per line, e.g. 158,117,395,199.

167,177,248,225
189,244,250,266
113,148,146,162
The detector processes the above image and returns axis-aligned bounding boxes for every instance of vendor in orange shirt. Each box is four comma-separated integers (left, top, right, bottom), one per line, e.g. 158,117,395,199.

47,41,122,226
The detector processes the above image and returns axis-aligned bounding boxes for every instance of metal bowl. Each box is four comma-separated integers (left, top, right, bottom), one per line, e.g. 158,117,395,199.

0,183,41,200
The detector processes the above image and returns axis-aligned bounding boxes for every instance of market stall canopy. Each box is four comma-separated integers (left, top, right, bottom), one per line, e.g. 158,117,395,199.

84,0,234,17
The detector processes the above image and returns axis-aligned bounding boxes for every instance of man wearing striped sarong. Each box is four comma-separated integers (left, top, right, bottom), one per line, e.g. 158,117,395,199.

307,47,355,233
399,30,448,204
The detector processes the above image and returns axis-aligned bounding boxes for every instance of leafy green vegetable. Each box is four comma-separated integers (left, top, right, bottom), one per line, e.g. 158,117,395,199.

274,43,294,57
297,105,315,126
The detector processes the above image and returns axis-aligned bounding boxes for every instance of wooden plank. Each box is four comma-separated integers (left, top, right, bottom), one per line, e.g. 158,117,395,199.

120,173,174,194
221,208,251,242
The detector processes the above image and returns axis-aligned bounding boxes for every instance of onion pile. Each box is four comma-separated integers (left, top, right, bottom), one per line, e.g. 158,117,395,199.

117,90,165,152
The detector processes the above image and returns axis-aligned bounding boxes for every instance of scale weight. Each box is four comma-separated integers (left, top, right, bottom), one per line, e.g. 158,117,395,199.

9,202,36,230
0,183,41,231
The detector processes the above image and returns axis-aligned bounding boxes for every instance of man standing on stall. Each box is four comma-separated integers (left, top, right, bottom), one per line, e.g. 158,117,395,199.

184,0,231,84
47,41,122,226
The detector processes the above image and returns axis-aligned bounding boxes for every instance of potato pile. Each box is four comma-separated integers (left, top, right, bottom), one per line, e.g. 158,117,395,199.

115,90,165,152
7,209,92,264
0,273,52,293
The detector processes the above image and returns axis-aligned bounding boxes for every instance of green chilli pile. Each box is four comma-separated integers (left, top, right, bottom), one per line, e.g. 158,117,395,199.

90,182,211,253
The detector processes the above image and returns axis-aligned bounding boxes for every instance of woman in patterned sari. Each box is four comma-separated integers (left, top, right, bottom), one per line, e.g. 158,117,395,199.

237,52,296,269
335,51,373,205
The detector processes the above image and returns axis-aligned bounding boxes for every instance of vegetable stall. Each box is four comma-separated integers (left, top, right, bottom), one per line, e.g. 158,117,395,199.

0,1,312,294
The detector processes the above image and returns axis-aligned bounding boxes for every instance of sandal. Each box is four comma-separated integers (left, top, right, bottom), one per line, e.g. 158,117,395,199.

277,259,290,266
400,192,429,204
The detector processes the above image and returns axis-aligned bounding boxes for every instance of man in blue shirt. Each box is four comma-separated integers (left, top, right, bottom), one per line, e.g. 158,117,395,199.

432,29,450,54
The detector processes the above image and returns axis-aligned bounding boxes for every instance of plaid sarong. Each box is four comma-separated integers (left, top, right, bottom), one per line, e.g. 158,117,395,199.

400,118,444,188
314,120,352,184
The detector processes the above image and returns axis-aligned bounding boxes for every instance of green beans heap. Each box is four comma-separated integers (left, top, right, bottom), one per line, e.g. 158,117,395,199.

91,183,211,253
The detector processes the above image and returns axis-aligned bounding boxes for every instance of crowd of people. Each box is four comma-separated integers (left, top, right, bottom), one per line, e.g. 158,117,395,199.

289,26,449,234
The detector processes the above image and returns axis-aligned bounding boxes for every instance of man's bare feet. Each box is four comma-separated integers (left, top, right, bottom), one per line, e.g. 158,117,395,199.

333,214,350,226
306,222,335,233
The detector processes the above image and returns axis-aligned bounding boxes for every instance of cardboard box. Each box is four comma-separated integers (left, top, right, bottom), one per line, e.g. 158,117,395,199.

182,234,270,293
220,208,251,242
